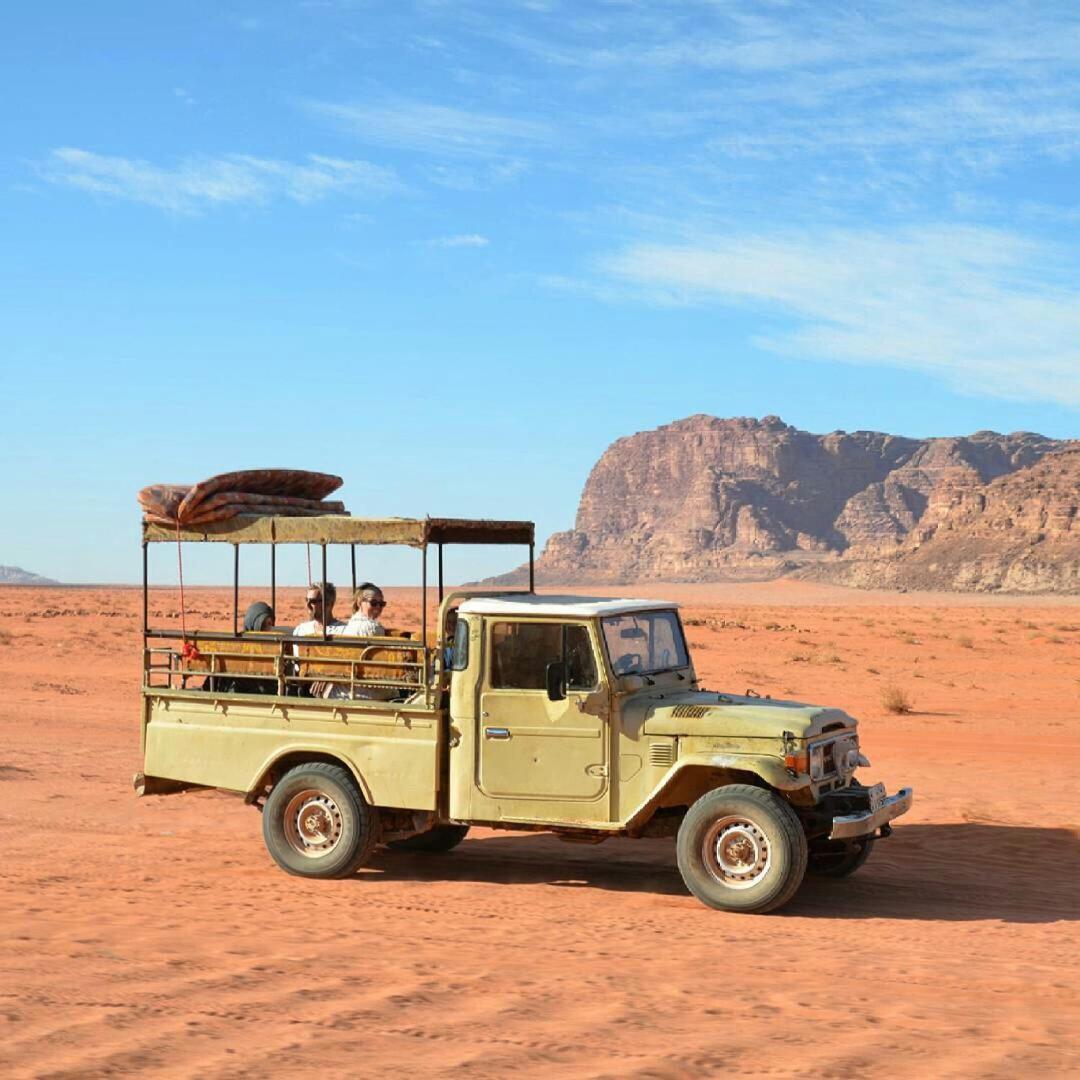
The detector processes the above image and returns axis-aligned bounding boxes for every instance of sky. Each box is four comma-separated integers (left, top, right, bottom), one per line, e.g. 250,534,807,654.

3,0,1080,585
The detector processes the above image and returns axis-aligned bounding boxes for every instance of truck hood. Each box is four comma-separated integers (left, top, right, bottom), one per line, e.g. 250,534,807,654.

625,690,855,741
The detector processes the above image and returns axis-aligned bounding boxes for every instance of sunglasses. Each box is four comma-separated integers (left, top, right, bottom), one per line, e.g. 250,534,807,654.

365,598,387,608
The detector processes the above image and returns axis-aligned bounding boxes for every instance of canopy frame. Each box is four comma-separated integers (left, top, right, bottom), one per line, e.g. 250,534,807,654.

141,513,536,707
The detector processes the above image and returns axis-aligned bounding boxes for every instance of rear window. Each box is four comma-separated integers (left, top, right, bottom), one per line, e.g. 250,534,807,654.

450,616,470,671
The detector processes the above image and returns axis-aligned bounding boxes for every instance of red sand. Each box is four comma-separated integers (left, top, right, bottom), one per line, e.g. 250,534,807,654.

1,584,1078,1078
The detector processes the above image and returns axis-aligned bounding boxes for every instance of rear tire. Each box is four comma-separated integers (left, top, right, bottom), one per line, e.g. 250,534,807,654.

388,824,470,853
262,763,376,879
676,785,808,914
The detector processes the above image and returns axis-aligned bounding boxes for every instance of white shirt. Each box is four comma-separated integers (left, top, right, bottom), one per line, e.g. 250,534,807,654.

341,613,385,637
292,618,348,637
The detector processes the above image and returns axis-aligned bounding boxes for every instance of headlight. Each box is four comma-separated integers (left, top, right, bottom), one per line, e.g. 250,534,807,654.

809,744,825,780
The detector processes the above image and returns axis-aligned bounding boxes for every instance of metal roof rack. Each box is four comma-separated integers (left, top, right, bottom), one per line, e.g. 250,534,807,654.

142,514,535,547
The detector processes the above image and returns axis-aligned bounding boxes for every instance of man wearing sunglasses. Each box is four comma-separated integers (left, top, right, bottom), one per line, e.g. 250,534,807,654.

344,582,387,637
293,581,346,638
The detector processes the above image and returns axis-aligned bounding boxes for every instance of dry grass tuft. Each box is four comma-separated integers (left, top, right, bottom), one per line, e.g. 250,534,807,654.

882,684,914,714
956,635,975,649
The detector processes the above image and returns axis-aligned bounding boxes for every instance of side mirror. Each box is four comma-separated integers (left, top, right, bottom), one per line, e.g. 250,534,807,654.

545,660,567,702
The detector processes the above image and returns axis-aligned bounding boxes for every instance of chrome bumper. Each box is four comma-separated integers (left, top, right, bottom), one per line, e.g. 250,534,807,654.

829,787,913,840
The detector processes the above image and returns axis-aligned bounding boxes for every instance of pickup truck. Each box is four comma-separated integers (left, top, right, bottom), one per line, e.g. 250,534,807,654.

136,513,912,914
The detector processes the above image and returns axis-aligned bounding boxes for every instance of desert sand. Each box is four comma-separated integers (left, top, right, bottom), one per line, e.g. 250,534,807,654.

1,582,1078,1078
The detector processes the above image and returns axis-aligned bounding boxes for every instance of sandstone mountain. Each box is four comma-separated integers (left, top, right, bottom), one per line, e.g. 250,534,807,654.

503,415,1078,593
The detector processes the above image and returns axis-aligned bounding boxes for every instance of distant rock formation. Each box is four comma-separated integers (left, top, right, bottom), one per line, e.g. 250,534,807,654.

493,415,1078,593
813,446,1080,592
0,566,60,586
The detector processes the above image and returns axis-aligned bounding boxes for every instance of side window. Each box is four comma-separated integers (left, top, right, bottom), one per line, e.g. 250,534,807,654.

490,622,599,691
450,616,470,671
491,622,562,689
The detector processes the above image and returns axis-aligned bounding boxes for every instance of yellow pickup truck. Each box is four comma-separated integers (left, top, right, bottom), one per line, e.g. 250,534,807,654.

136,513,911,914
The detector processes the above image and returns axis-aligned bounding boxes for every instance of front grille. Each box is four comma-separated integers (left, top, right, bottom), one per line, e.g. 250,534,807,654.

811,734,857,780
649,742,676,767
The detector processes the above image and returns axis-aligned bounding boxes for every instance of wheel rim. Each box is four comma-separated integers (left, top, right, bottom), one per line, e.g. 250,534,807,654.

282,788,344,858
703,815,771,889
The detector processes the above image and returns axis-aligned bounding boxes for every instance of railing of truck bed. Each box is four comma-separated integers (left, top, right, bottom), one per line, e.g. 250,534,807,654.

143,629,435,705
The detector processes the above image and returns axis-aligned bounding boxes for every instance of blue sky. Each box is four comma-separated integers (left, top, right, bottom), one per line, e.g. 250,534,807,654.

3,0,1079,584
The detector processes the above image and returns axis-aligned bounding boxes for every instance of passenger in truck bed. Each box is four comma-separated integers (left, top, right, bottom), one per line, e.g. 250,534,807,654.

243,601,275,633
293,582,345,637
342,583,387,637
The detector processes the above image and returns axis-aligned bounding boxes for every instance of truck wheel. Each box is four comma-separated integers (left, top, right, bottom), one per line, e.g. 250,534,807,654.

262,763,376,879
676,785,808,914
808,838,875,878
387,825,470,853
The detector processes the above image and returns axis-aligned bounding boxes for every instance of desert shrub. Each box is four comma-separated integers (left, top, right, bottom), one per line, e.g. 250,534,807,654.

0,627,13,644
956,635,975,649
882,684,914,714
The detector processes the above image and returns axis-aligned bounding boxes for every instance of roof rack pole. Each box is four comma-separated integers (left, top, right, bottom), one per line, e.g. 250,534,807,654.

529,540,535,593
437,543,444,603
233,544,240,637
142,540,149,637
270,543,276,618
421,544,428,705
321,543,328,640
350,544,357,593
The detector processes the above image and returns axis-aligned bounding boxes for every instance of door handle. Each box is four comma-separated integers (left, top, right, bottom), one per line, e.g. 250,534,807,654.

484,727,511,740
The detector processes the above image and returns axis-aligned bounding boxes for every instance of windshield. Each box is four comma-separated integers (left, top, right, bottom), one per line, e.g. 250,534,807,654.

601,611,689,676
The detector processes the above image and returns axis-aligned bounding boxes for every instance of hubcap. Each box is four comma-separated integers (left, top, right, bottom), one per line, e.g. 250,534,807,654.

703,815,771,889
283,788,344,858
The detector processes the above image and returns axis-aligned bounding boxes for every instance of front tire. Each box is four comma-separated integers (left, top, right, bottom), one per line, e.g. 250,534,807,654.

387,824,470,853
808,837,875,878
676,785,808,914
262,762,376,879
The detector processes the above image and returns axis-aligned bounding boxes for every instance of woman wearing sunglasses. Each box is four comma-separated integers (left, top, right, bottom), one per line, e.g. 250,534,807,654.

344,582,387,637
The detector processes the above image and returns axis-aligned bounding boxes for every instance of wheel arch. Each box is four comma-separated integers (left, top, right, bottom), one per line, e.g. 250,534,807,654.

625,757,773,835
247,747,373,804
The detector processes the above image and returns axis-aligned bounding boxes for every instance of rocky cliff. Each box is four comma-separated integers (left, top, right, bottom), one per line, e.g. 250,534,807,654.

505,415,1078,593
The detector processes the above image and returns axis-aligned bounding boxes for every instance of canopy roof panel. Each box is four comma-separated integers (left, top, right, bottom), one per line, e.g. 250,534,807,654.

458,594,679,617
143,515,534,547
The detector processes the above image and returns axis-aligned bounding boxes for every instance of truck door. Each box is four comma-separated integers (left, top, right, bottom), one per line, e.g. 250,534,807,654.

477,619,608,804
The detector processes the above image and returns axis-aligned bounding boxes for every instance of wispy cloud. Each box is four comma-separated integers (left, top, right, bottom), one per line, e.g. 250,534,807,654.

428,233,490,248
476,1,1080,175
305,99,550,156
595,226,1080,406
40,148,400,213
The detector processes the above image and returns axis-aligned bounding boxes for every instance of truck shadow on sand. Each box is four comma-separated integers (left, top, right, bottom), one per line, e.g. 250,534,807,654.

364,823,1079,923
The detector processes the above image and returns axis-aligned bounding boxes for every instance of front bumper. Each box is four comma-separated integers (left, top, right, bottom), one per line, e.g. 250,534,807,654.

829,787,913,840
